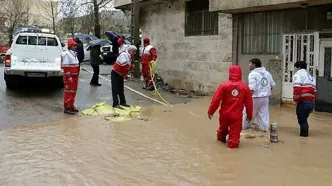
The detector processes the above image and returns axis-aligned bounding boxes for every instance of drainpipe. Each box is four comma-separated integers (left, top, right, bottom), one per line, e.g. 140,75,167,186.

235,15,240,65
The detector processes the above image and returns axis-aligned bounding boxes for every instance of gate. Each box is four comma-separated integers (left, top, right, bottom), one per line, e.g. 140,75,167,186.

282,33,319,101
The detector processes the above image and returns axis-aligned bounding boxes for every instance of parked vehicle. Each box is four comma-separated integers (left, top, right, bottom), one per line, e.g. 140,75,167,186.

4,32,65,89
0,45,10,63
12,27,41,40
101,45,117,65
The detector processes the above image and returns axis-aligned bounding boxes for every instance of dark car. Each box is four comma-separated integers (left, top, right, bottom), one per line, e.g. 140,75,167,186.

100,45,117,65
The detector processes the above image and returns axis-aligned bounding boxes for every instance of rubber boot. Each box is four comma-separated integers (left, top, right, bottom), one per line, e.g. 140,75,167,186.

64,109,75,115
217,132,227,143
300,127,309,137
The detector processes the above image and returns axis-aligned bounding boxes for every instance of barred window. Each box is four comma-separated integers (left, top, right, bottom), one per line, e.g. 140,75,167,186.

185,0,218,36
242,12,280,54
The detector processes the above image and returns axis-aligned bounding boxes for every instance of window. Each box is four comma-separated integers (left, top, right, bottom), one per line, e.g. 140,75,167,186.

16,36,28,45
241,12,280,54
38,37,46,46
47,37,58,46
185,0,218,36
28,36,37,45
15,36,58,46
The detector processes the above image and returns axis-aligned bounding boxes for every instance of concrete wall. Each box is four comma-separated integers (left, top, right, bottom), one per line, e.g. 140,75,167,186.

210,0,332,12
139,0,233,93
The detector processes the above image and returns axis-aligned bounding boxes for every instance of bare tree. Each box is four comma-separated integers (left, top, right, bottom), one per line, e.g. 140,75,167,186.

100,10,130,34
37,0,60,34
3,0,29,42
60,0,78,36
80,0,113,38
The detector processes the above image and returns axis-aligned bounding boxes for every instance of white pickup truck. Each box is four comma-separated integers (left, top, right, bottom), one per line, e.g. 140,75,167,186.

4,32,65,89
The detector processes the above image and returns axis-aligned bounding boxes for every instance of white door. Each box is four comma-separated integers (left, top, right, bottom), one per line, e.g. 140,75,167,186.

282,33,319,101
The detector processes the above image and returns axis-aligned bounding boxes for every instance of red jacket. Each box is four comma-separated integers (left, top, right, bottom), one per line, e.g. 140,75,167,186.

141,45,157,65
208,65,253,119
113,52,134,77
293,69,316,102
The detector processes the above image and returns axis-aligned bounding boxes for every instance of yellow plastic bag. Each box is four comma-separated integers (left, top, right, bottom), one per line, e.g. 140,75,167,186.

95,105,114,115
82,102,143,122
81,108,95,116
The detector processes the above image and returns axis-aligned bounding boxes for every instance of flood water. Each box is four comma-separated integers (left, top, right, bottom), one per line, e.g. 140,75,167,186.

0,98,332,185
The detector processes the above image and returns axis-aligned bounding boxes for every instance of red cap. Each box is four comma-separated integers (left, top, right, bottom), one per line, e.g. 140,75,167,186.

117,38,124,45
68,39,77,48
143,37,150,44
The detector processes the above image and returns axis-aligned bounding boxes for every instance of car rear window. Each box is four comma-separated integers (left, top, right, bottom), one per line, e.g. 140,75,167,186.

38,37,46,46
28,36,37,45
47,37,58,46
15,36,58,46
16,36,28,44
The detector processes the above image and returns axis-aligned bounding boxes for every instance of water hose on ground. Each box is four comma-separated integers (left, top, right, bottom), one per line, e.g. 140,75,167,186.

148,61,172,107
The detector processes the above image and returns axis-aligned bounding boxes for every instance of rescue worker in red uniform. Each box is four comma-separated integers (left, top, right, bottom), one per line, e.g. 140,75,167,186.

208,65,253,148
118,37,128,53
62,39,80,115
141,37,157,91
293,61,316,137
111,45,137,109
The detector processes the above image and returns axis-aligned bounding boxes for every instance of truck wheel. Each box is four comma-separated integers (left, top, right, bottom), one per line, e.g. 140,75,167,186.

54,77,64,89
4,74,17,89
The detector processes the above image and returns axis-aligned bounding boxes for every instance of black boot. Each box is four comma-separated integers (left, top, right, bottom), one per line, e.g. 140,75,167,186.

300,127,309,137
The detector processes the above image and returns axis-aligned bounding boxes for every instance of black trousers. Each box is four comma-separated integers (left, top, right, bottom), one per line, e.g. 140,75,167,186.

111,70,126,106
90,64,100,84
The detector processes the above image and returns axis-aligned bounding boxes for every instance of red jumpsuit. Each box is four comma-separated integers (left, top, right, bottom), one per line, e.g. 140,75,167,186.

141,44,157,88
62,50,80,110
208,65,253,148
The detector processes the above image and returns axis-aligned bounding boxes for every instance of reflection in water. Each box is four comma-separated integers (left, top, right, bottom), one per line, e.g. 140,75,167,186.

0,98,332,185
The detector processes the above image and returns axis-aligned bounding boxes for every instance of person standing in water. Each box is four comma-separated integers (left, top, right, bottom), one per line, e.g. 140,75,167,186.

243,58,275,132
293,61,316,137
208,65,253,149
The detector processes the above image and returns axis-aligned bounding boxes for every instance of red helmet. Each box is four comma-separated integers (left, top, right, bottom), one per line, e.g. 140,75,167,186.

117,37,124,45
143,37,150,44
68,39,77,48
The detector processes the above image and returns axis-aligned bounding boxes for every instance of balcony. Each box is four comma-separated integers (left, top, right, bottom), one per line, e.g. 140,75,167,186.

210,0,332,13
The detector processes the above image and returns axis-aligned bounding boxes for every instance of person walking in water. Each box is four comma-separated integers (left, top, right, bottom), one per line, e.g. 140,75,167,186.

293,61,316,137
208,65,253,149
243,58,275,132
62,39,80,115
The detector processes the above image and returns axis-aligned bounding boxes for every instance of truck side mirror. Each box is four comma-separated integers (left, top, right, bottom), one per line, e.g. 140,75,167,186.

61,42,65,47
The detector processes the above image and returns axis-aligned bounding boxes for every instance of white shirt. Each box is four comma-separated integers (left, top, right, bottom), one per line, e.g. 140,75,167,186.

114,51,131,67
293,69,316,87
62,50,79,65
248,67,275,98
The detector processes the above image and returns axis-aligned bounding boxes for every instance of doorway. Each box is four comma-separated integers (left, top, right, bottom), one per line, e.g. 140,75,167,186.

282,33,319,102
316,40,332,113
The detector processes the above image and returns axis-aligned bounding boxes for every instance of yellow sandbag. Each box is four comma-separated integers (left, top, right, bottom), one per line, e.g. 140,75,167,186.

114,107,131,117
95,105,114,115
90,111,99,116
82,108,96,116
82,101,142,121
128,105,142,112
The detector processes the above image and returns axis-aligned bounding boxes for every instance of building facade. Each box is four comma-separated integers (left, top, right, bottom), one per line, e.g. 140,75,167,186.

115,0,332,112
115,0,233,93
224,0,332,110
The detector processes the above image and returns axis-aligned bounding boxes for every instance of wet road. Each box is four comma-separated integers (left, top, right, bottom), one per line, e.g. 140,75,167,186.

0,64,187,130
0,98,332,185
1,64,332,185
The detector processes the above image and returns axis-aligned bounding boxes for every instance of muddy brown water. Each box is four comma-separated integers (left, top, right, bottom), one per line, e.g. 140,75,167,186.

0,98,332,185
